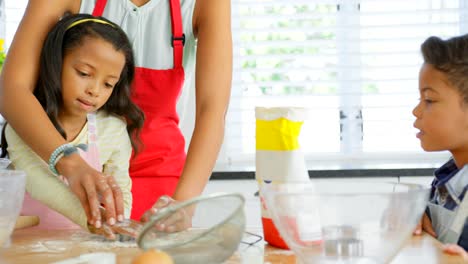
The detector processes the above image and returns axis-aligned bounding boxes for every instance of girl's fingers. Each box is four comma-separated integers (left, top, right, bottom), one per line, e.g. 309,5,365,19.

101,223,115,240
88,222,116,240
82,179,102,228
107,176,124,223
112,219,142,238
70,183,93,225
104,166,124,222
57,158,124,228
96,174,116,226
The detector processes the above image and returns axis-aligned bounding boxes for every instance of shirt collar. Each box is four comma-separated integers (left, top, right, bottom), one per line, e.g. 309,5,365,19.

434,158,468,201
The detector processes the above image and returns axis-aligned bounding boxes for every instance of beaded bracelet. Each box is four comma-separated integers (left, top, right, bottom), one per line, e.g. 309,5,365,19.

48,143,88,175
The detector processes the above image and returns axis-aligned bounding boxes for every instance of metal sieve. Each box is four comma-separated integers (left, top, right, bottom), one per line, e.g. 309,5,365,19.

137,193,246,264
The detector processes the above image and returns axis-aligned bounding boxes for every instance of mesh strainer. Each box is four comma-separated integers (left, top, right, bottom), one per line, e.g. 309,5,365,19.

137,193,245,264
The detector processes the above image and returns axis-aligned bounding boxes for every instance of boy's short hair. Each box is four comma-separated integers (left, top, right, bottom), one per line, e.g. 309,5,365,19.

421,35,468,104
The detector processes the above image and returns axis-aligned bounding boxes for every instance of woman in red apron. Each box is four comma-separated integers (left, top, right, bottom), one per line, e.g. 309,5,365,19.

0,0,232,232
93,0,185,220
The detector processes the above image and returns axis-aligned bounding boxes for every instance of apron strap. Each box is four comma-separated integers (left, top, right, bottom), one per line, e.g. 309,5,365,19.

444,192,468,243
169,0,184,69
85,112,102,171
92,0,184,69
86,112,98,146
92,0,108,16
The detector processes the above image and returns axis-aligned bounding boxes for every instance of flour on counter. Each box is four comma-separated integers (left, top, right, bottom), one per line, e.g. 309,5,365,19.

15,230,137,253
70,231,137,248
22,240,74,253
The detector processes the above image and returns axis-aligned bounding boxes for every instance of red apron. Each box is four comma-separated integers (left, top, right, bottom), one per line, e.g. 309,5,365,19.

93,0,187,220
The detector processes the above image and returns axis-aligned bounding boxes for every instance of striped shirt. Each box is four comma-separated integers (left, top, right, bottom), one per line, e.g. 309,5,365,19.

429,159,468,249
5,111,132,229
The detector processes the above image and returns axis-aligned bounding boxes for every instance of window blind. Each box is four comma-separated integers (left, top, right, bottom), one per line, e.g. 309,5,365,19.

216,0,461,171
4,0,24,49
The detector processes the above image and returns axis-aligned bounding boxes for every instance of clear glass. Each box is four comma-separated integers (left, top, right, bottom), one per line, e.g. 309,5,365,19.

0,170,26,248
262,181,430,264
0,159,11,169
137,193,245,264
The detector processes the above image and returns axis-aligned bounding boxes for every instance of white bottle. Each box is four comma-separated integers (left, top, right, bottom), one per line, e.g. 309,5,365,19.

255,107,310,249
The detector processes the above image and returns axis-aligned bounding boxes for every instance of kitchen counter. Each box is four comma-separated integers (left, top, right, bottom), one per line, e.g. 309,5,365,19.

1,228,465,263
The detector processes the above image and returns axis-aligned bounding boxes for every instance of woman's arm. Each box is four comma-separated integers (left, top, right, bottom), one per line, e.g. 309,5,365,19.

0,0,122,228
5,125,88,229
0,0,74,159
172,0,232,201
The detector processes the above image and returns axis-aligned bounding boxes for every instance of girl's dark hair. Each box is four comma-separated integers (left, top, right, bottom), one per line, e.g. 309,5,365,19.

1,14,144,157
421,35,468,104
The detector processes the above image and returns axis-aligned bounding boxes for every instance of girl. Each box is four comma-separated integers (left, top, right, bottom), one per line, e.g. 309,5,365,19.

0,0,232,228
1,13,144,236
413,34,468,259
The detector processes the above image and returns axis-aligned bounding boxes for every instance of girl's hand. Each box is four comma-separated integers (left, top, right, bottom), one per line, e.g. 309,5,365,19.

88,219,142,241
413,212,436,237
442,244,468,260
55,154,124,229
140,195,192,233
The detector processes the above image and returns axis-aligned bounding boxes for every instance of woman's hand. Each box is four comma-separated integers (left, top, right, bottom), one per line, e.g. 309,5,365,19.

442,244,468,260
88,219,142,241
413,212,436,237
140,195,192,233
55,154,124,229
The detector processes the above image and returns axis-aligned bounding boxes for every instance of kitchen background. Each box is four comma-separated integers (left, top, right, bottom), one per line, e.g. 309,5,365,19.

0,0,464,228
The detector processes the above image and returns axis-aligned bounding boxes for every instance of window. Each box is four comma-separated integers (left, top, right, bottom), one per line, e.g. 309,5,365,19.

0,0,26,126
216,0,460,171
1,0,459,171
4,0,24,49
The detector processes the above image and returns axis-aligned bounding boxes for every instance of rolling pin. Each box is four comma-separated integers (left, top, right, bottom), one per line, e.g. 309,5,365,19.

14,215,40,229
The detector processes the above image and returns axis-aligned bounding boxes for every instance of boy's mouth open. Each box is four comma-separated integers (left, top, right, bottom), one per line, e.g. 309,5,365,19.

416,130,425,139
413,123,424,138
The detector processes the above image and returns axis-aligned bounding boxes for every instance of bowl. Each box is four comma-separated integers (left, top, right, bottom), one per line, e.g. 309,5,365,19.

137,193,245,264
0,158,11,169
261,181,429,264
0,170,26,247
